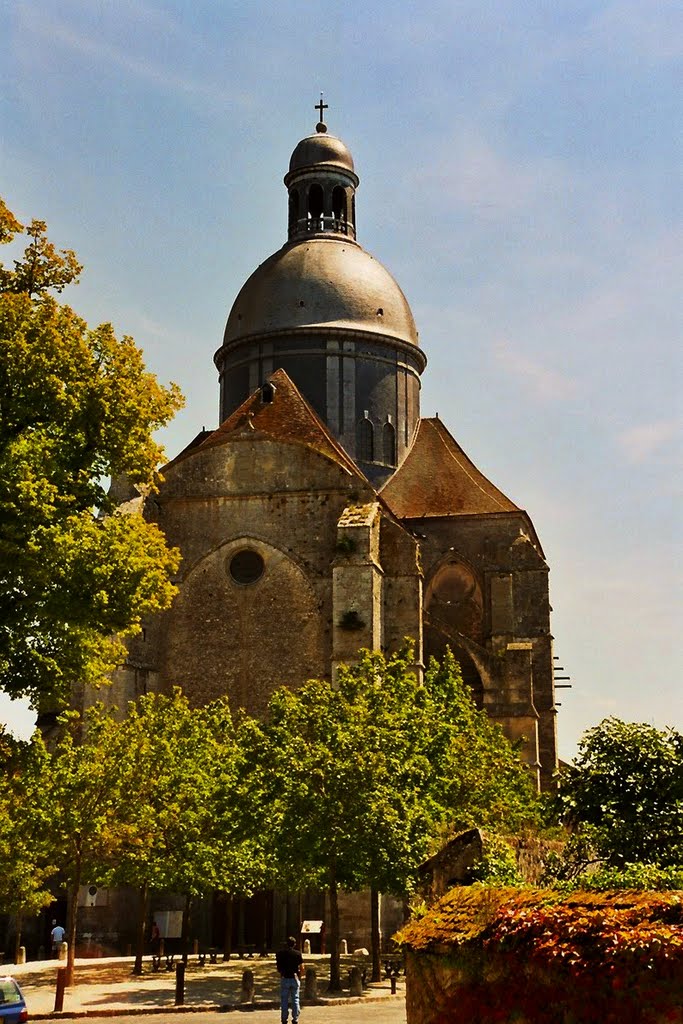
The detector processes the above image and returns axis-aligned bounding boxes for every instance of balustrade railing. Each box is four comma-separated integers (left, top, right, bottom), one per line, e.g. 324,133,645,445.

291,216,355,238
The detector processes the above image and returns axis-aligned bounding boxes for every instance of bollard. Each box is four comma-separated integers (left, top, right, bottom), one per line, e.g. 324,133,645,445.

339,938,348,954
16,947,26,965
54,966,67,1012
57,941,68,962
304,966,317,1001
174,961,185,1005
349,965,363,997
303,938,311,955
391,974,397,995
240,968,255,1003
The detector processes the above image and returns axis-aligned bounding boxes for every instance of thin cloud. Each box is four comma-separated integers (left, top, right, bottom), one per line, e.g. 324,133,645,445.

617,419,682,463
423,133,572,219
589,0,683,62
16,5,252,112
493,340,578,401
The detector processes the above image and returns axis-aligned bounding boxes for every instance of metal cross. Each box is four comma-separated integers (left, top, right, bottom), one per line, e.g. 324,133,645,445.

315,95,328,121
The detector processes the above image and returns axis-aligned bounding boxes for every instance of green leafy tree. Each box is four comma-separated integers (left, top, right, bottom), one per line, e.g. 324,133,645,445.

38,707,135,984
245,647,537,990
555,717,683,868
0,729,56,960
105,690,269,973
0,200,183,706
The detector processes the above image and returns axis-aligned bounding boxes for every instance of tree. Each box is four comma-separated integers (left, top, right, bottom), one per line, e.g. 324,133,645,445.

0,200,183,706
244,647,537,990
555,717,683,868
0,729,56,960
37,706,135,984
104,690,268,974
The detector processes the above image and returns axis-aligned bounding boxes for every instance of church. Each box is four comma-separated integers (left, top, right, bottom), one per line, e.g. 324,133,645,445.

101,107,558,950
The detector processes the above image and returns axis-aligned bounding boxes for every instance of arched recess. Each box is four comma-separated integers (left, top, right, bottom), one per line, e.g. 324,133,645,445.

161,537,326,717
332,185,346,223
357,416,374,462
308,183,324,221
382,421,396,466
424,558,485,704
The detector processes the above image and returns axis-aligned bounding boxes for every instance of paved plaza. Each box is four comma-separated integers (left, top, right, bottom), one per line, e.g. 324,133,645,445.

9,954,406,1022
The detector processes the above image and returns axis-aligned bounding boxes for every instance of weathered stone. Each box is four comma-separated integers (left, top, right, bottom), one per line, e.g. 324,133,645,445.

240,968,254,1003
304,966,317,1000
349,965,363,996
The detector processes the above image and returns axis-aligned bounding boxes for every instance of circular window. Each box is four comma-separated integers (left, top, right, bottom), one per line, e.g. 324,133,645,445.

229,549,264,586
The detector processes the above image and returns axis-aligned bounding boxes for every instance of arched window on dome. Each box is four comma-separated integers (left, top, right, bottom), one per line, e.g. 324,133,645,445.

357,416,374,462
307,183,324,230
332,185,346,232
383,421,396,466
288,189,299,235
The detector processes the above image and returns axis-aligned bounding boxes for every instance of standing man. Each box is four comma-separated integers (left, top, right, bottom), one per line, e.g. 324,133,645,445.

50,919,66,957
276,936,303,1024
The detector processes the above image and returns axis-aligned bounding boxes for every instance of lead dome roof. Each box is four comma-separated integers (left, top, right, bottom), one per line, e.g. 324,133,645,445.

221,123,420,351
223,237,419,348
288,132,355,175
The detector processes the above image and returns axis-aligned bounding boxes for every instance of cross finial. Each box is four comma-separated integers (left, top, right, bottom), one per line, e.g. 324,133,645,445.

315,93,328,133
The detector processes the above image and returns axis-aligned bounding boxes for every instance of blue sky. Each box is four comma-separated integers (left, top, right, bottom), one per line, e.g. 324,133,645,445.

1,0,680,760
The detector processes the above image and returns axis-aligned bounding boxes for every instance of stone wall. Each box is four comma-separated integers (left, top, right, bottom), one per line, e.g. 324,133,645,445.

399,887,683,1024
405,947,683,1024
408,512,556,788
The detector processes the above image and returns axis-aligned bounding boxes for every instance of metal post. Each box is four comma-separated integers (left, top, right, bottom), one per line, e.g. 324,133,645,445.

174,961,185,1005
54,967,67,1012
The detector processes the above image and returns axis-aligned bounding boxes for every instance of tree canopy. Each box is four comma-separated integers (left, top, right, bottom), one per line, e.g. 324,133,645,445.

554,717,683,868
0,199,183,705
244,646,538,989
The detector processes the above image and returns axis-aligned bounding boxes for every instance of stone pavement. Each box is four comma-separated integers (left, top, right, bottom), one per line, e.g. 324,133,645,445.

7,954,406,1022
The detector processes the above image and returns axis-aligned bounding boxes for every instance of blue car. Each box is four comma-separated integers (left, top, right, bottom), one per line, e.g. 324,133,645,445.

0,978,28,1023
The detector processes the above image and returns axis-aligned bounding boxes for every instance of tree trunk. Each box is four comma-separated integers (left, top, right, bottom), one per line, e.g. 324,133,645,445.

65,863,81,986
13,912,23,964
370,887,381,983
181,893,192,965
327,867,341,992
223,894,233,960
133,881,149,975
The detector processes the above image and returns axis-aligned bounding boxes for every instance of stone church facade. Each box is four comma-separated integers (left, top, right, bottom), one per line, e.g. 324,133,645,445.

92,114,558,951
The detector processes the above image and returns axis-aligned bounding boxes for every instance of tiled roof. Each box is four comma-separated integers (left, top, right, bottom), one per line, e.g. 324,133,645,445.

380,418,520,519
189,369,367,481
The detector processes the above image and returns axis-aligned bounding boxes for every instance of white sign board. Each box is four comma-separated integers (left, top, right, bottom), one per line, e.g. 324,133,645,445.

155,911,183,939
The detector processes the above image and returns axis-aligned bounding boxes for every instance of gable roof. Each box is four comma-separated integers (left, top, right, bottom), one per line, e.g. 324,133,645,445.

169,368,367,482
380,417,520,519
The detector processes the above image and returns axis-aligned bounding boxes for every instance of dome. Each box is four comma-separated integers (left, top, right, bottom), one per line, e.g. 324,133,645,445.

222,237,419,348
288,133,355,176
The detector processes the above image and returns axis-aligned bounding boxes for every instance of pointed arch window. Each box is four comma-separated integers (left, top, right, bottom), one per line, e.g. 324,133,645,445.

357,416,374,462
383,421,396,466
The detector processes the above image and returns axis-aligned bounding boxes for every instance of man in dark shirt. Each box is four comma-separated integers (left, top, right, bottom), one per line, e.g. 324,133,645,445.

276,936,304,1024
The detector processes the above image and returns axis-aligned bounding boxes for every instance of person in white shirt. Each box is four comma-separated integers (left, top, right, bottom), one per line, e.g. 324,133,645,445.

50,920,66,956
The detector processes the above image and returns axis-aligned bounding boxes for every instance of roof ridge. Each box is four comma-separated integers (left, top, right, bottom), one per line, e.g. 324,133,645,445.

380,417,521,519
172,369,368,482
427,418,519,513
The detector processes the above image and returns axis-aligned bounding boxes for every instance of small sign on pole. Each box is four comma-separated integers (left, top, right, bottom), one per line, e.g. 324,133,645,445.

300,920,326,954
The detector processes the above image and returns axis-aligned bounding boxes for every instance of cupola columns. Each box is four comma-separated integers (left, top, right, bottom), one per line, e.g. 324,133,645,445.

284,119,359,241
